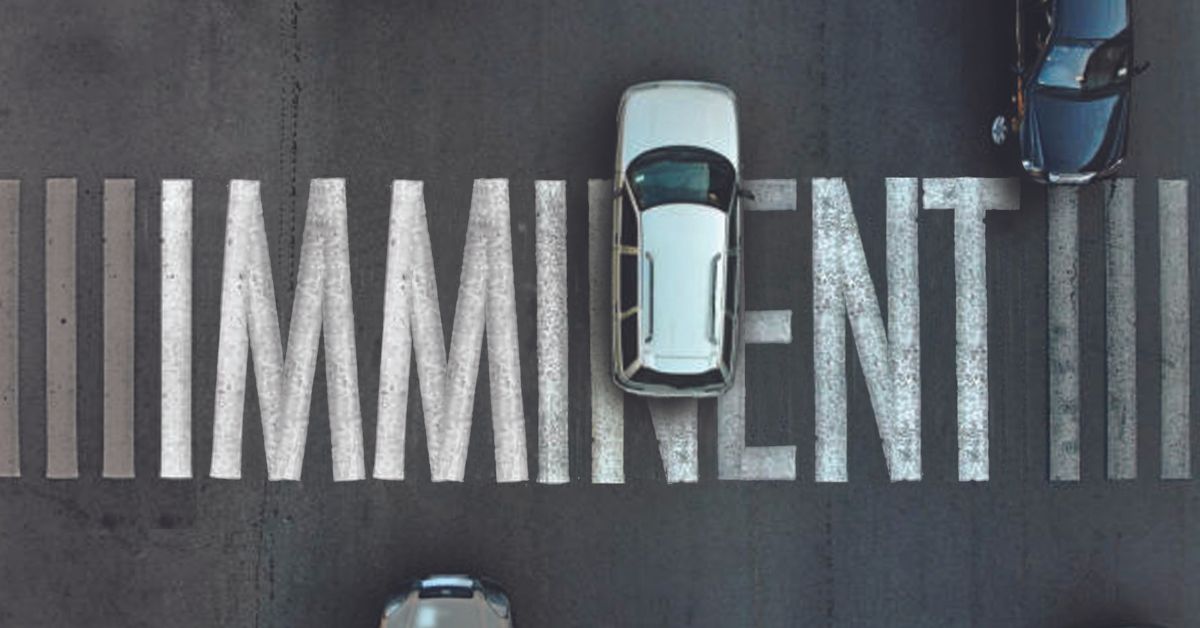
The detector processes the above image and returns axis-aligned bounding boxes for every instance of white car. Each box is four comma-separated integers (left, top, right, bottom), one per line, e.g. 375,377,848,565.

611,80,745,397
379,575,513,628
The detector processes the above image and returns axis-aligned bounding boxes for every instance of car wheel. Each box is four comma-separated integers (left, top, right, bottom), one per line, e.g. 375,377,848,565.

991,115,1008,145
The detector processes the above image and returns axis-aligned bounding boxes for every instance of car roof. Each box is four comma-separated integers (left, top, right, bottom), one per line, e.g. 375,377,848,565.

639,203,727,375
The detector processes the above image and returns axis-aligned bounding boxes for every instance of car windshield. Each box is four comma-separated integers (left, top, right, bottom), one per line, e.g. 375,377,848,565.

627,147,735,210
1037,38,1131,91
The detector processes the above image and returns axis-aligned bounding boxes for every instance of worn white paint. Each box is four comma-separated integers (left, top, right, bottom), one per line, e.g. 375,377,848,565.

923,177,1019,481
717,310,796,481
536,181,569,484
646,398,699,483
45,178,77,479
1105,179,1137,480
1048,186,1080,481
813,178,921,482
0,181,17,478
372,180,528,483
589,179,624,483
1159,180,1190,480
160,180,193,479
103,179,136,479
210,179,365,481
741,309,792,345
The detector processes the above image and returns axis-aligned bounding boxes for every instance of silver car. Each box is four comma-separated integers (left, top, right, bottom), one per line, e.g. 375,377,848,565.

379,575,513,628
612,81,744,397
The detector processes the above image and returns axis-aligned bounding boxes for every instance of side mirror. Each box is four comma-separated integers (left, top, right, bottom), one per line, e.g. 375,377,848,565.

737,187,757,202
1133,60,1151,76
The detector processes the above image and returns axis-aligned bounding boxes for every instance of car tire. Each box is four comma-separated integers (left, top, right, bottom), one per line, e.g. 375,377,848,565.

991,115,1009,145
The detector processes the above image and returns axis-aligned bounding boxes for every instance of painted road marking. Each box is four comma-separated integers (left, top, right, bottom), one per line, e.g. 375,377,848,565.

1048,186,1080,481
923,178,1020,482
211,179,366,481
372,180,528,483
647,398,699,483
0,176,1192,483
160,180,193,479
589,180,623,483
813,178,921,482
45,178,77,479
593,180,802,483
1105,180,1137,480
0,181,17,477
718,310,796,481
103,180,136,479
536,181,569,484
1160,180,1190,480
741,310,791,344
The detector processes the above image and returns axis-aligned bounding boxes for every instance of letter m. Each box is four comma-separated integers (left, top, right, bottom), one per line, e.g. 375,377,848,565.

210,179,365,481
372,180,528,483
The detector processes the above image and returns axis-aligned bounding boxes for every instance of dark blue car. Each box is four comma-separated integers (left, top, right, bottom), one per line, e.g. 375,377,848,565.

993,0,1147,184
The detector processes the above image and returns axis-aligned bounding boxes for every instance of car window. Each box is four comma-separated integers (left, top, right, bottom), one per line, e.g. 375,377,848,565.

1038,38,1131,90
721,315,734,369
627,147,735,211
619,189,638,247
620,317,639,370
725,252,738,315
618,254,638,312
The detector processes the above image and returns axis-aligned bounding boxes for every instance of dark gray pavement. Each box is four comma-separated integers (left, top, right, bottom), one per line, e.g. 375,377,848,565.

1,1,1199,626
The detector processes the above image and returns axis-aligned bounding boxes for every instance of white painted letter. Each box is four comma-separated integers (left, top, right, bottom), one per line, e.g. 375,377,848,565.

1048,186,1080,481
718,310,797,480
210,179,365,481
1106,180,1137,479
1160,180,1190,480
813,178,922,482
536,181,569,483
372,180,528,483
161,180,193,479
922,177,1019,481
0,181,18,478
589,180,624,483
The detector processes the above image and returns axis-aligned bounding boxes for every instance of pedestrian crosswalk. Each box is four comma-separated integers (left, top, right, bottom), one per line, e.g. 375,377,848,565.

0,176,1191,484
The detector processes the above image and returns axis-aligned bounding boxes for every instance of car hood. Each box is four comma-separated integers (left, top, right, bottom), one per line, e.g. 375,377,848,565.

1023,88,1129,175
618,81,739,173
640,203,726,374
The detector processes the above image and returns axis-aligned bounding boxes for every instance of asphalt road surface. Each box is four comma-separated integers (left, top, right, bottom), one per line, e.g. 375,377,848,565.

1,1,1199,626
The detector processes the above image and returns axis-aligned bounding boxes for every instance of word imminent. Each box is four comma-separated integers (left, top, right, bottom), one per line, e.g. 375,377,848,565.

0,177,1190,484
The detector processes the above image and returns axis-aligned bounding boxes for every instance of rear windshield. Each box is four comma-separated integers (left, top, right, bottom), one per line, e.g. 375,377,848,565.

418,587,474,599
629,366,727,389
627,147,735,211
